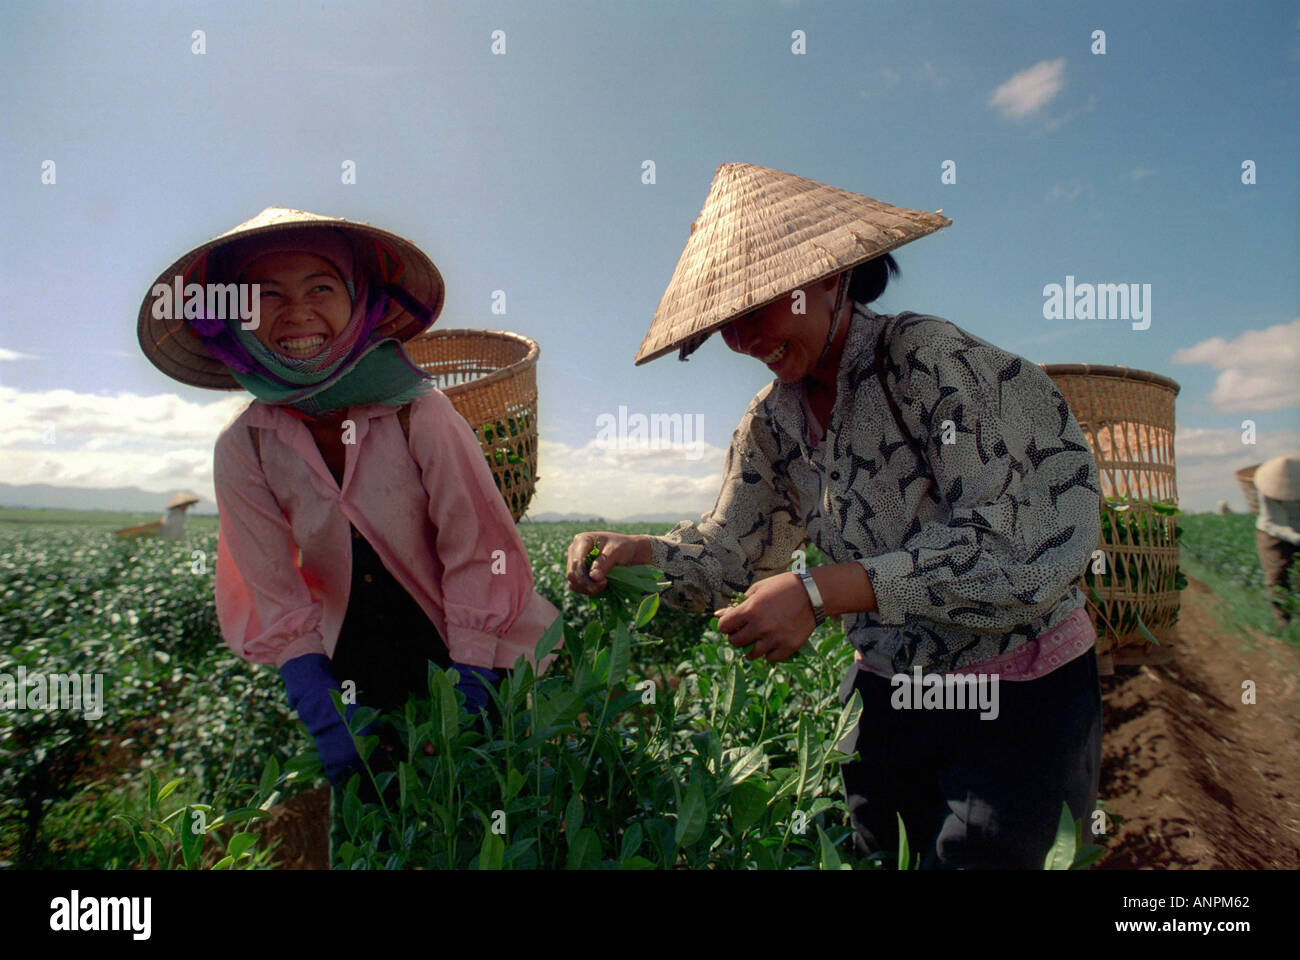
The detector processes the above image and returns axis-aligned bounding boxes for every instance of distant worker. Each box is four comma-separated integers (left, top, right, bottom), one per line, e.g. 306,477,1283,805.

1216,499,1231,515
1253,455,1300,628
160,492,199,541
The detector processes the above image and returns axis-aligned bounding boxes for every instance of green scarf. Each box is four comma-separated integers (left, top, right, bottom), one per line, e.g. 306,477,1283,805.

226,316,432,417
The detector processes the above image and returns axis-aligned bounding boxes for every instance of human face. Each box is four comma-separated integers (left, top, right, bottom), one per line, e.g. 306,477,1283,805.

240,251,352,360
718,274,841,383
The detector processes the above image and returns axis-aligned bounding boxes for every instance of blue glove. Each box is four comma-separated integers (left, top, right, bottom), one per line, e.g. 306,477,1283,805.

452,662,501,717
280,653,371,788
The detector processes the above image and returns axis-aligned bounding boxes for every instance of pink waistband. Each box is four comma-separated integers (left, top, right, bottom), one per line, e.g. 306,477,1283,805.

856,606,1096,681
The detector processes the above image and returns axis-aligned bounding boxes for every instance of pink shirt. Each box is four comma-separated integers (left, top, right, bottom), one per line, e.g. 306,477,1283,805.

212,389,561,673
853,606,1096,681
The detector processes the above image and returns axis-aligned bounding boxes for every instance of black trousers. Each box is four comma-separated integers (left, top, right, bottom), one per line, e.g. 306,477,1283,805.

327,526,451,865
1256,529,1296,627
330,525,453,716
838,649,1103,869
326,525,509,865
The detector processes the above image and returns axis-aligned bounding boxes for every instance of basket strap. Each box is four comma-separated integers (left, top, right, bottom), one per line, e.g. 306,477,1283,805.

248,425,262,469
246,424,294,521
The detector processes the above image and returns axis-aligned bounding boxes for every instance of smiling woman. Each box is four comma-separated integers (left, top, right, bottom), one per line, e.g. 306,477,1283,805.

568,162,1105,870
134,207,562,867
240,251,353,360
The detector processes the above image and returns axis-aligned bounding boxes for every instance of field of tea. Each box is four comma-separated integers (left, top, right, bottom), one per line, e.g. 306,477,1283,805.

1,511,1294,869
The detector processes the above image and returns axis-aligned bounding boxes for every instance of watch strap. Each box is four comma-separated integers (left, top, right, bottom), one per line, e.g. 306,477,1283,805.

797,571,827,626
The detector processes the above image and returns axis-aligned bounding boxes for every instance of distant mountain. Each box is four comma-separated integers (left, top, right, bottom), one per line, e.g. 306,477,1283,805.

0,483,215,514
521,511,684,524
523,512,607,523
0,484,683,524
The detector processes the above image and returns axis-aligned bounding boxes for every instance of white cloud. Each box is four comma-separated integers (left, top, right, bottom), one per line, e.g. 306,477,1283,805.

0,385,733,522
1129,167,1156,181
989,58,1066,119
0,386,250,499
1172,424,1300,513
1048,181,1083,201
528,437,728,520
0,347,38,361
1170,319,1300,412
923,60,946,88
881,66,900,87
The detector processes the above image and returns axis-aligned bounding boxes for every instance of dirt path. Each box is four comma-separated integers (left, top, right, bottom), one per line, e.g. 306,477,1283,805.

1096,576,1300,869
255,575,1300,869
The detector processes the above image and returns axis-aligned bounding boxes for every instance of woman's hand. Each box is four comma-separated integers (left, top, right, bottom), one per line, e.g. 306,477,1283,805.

714,572,818,663
565,531,652,596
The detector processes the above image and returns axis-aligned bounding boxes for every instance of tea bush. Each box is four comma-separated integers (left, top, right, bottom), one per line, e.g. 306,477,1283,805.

2,519,1102,869
327,584,865,870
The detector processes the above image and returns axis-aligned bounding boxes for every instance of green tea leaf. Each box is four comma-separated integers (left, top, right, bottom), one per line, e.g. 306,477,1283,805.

608,621,630,687
565,828,601,869
1134,611,1161,647
257,757,280,799
156,778,184,804
817,825,843,871
226,832,259,861
829,689,863,755
719,744,765,793
1043,802,1077,870
479,831,505,870
675,781,708,848
634,592,660,628
565,792,585,837
208,807,271,828
794,714,812,801
435,668,460,741
1072,844,1107,870
620,822,644,861
179,805,204,869
534,613,564,663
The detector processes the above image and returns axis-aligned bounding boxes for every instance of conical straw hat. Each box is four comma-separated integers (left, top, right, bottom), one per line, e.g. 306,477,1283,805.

1254,454,1300,501
166,492,200,509
138,207,445,390
634,163,951,365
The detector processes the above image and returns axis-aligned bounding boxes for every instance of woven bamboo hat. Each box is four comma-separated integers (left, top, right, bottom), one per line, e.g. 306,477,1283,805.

635,163,951,365
1254,454,1300,501
137,207,445,389
166,492,200,509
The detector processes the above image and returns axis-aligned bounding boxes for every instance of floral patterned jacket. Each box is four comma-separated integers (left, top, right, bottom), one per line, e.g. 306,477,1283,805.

648,302,1102,675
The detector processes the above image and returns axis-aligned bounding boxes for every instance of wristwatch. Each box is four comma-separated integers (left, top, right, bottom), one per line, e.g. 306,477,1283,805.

796,571,826,626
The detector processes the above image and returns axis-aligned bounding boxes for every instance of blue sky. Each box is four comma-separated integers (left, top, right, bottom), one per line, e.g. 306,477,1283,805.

1,0,1296,516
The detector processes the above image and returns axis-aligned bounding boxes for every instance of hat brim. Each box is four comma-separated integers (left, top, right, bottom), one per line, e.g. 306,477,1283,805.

1254,456,1300,500
138,208,445,390
633,163,951,366
636,250,913,366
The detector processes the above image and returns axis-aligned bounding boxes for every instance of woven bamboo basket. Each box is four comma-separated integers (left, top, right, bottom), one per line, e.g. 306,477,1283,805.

114,519,162,539
1236,464,1261,514
404,329,539,522
1041,364,1182,666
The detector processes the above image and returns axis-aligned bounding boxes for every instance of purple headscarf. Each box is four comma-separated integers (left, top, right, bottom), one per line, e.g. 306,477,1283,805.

187,226,384,383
